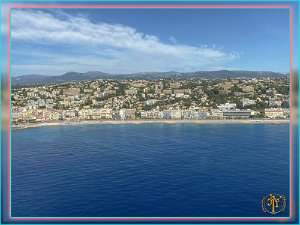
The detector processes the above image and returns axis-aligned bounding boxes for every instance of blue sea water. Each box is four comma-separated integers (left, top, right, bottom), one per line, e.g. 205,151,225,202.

11,123,289,217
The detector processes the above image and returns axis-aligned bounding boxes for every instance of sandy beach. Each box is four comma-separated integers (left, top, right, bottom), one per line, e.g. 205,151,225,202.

12,119,289,130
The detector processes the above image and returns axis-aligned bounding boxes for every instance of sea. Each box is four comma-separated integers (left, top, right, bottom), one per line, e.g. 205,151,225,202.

11,123,289,217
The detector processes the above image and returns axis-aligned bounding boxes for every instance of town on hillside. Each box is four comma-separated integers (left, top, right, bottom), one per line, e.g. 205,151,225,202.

11,77,289,124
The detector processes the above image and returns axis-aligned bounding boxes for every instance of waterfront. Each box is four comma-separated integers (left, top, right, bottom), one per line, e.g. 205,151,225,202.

11,119,289,130
12,124,289,217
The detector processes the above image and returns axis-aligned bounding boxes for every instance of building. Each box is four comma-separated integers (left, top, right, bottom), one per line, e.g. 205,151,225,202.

78,109,112,120
97,92,108,98
155,82,164,90
63,88,80,96
218,90,230,95
62,110,77,120
219,82,234,90
241,98,256,107
173,89,184,94
264,108,287,119
182,110,194,119
196,110,210,119
217,103,236,111
170,110,182,119
241,86,254,93
84,89,93,93
223,110,254,118
210,109,223,118
140,110,163,119
119,109,136,119
37,99,46,107
145,99,156,106
163,89,173,95
170,82,181,89
268,98,283,107
155,89,162,94
162,110,172,119
125,89,137,95
106,89,117,95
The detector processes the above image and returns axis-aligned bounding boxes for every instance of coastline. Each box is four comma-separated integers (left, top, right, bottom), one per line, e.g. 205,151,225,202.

12,119,289,130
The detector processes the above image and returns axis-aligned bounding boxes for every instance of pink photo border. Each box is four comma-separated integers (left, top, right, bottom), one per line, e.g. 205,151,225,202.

6,3,296,223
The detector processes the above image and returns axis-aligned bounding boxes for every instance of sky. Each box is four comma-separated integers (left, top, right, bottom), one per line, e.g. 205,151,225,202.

10,7,290,76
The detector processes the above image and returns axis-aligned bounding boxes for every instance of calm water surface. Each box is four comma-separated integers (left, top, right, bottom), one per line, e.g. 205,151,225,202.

12,124,289,217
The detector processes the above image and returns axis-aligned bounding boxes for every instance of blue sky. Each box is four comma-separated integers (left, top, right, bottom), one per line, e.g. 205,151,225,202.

10,8,290,76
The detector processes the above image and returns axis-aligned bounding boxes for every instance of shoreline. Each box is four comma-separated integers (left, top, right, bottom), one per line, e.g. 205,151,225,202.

12,119,289,130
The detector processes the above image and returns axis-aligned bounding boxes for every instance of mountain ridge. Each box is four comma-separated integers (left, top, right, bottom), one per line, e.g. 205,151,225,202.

12,70,287,86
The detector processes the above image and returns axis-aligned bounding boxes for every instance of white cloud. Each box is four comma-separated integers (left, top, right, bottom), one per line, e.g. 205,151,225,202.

11,9,240,75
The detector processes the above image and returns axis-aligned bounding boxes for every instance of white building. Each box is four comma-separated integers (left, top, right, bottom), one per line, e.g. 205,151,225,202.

217,103,236,111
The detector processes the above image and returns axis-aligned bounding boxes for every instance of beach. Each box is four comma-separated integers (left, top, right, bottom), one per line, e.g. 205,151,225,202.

12,119,289,130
